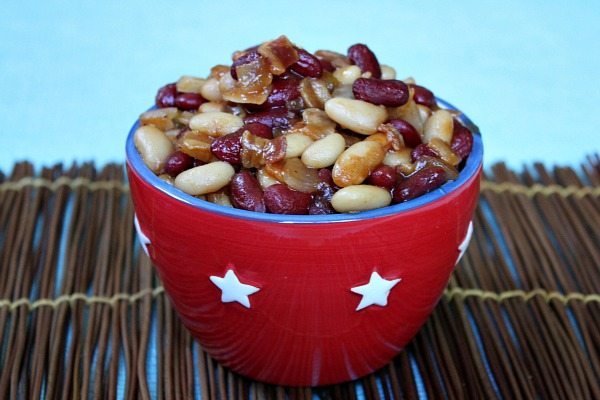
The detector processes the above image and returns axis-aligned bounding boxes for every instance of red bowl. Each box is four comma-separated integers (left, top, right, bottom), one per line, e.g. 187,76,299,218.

126,99,482,386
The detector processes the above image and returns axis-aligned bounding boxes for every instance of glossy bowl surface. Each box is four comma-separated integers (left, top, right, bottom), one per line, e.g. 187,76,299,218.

126,99,482,386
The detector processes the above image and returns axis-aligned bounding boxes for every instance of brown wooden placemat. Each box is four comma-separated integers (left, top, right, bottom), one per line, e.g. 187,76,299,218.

0,157,599,399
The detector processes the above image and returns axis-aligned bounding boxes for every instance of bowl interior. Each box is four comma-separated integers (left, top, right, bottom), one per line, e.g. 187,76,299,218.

126,98,482,223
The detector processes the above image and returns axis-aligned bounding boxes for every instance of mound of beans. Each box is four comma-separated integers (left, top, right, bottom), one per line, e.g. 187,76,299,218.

134,36,474,215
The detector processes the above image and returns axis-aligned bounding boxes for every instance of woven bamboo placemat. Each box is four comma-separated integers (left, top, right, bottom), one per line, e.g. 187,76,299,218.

0,158,599,399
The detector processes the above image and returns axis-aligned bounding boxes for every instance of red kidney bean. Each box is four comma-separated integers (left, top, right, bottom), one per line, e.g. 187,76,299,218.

250,78,301,111
451,120,473,160
319,58,335,72
210,123,274,166
309,195,335,215
352,78,409,107
264,184,312,214
318,180,336,199
367,165,398,190
243,108,295,130
163,151,194,177
174,92,206,111
388,119,422,147
230,171,266,212
155,83,177,108
411,143,439,162
393,166,447,203
244,122,273,139
347,44,381,78
210,131,243,165
409,84,436,108
318,168,335,187
289,49,323,78
230,50,262,80
192,159,205,168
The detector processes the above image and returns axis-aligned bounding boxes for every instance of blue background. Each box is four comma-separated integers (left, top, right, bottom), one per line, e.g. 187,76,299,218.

1,0,599,171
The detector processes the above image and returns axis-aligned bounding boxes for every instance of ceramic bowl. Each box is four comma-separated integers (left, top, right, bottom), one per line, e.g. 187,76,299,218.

125,99,482,386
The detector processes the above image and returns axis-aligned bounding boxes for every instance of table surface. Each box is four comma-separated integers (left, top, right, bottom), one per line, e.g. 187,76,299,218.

1,161,598,399
0,1,599,172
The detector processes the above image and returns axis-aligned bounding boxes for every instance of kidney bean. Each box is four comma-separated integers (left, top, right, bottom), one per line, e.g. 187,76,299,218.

319,58,335,72
210,123,273,166
318,168,335,187
264,184,312,214
409,84,436,108
411,143,439,162
289,49,323,78
367,165,398,190
309,195,336,215
393,166,447,203
174,92,206,111
451,120,474,160
155,83,177,108
244,108,295,130
388,119,422,147
210,131,243,165
230,171,266,212
316,180,336,200
352,78,409,107
347,44,381,79
250,78,301,111
230,50,261,80
163,151,195,177
244,122,273,139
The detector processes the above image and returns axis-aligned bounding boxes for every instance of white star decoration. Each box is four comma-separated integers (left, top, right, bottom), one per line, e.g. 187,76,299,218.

455,221,474,265
350,271,401,311
134,214,151,257
210,269,260,308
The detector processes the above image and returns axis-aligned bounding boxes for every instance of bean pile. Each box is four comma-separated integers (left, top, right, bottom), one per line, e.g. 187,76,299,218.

134,36,474,215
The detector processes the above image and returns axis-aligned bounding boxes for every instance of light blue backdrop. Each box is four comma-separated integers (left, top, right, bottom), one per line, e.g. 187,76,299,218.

1,0,599,172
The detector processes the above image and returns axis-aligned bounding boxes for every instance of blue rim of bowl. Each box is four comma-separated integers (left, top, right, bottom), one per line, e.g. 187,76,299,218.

126,98,483,224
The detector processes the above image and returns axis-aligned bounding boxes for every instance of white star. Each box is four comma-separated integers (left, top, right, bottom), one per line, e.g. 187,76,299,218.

350,271,401,311
209,269,260,308
455,221,474,265
134,214,151,257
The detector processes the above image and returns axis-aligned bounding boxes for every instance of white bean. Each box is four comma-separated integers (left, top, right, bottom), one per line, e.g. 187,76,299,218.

134,125,174,173
380,65,397,80
206,192,233,207
199,101,226,113
174,161,235,195
324,98,387,135
301,133,346,168
284,133,314,159
176,75,206,94
332,141,385,187
189,112,243,136
333,65,362,85
383,148,412,167
423,109,453,144
331,84,355,99
200,78,223,102
331,185,391,212
388,99,424,134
